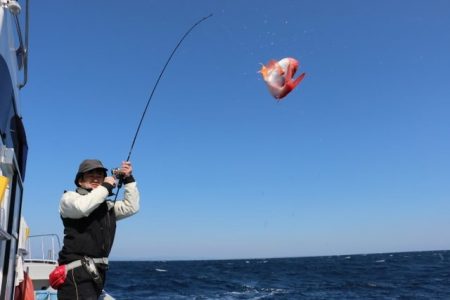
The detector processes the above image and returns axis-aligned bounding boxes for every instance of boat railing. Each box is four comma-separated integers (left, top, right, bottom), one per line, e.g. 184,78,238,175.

24,234,61,263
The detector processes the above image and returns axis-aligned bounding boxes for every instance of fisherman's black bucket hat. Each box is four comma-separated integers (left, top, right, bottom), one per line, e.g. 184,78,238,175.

74,159,108,187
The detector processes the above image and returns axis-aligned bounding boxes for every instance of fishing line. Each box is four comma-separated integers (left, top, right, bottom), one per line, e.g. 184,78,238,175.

113,13,213,201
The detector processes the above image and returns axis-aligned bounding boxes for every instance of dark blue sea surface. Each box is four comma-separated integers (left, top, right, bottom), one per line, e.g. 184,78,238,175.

105,250,450,299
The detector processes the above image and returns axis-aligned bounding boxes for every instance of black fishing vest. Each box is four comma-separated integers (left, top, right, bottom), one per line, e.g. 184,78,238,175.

58,188,117,265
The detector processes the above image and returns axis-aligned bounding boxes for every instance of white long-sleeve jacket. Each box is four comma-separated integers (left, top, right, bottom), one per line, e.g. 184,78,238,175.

59,182,140,220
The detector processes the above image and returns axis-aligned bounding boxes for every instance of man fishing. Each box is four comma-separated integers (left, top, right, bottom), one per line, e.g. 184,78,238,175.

52,159,140,299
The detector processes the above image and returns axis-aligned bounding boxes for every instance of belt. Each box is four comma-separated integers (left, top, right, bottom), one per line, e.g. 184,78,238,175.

65,257,108,272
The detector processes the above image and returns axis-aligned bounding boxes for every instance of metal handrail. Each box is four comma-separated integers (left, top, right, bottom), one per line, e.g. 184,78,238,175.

18,0,29,89
26,234,61,261
7,0,29,89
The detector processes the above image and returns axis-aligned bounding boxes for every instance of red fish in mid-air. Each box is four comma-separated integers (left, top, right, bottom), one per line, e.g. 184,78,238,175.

259,57,306,100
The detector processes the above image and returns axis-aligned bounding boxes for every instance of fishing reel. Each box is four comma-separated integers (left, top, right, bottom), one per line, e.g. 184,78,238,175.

111,168,125,180
111,168,126,190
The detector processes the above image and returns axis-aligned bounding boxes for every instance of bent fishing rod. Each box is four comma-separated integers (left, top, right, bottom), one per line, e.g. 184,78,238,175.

113,13,213,201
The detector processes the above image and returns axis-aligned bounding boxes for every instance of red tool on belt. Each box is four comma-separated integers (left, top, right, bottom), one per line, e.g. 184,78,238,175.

49,265,66,289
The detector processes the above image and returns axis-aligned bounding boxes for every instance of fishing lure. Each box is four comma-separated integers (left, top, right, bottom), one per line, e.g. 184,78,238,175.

259,57,306,100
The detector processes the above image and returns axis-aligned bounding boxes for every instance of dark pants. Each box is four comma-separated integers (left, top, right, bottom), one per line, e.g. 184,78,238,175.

57,266,106,300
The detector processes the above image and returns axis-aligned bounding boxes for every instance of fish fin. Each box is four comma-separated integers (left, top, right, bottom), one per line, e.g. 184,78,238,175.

258,64,268,78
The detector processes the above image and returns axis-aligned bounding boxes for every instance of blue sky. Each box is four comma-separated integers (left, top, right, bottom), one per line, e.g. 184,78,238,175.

20,1,450,260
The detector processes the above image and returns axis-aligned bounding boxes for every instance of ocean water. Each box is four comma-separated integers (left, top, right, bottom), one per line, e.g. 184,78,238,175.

104,250,450,299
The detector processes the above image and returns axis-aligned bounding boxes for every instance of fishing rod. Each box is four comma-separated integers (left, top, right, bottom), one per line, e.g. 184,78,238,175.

113,13,213,200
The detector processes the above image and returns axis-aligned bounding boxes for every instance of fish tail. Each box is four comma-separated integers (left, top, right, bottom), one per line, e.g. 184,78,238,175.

291,72,306,87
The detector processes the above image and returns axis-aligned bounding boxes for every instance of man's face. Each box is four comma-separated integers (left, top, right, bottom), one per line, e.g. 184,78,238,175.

78,169,105,189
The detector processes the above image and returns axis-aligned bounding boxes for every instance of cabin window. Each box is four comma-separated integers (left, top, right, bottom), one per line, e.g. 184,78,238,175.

9,116,28,179
0,58,14,141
